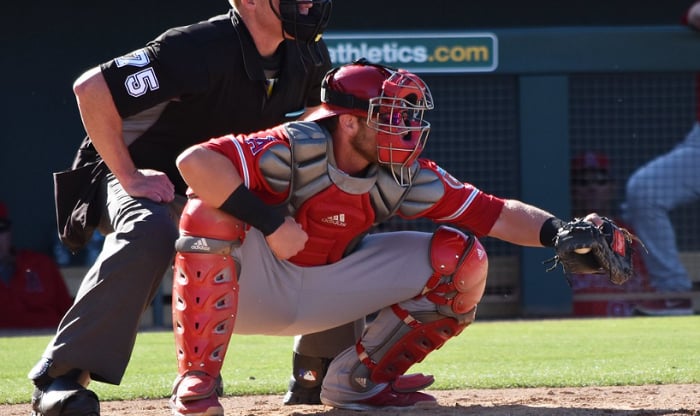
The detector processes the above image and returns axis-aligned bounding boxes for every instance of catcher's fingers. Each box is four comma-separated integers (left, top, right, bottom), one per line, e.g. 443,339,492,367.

582,213,604,228
569,219,600,254
266,217,308,259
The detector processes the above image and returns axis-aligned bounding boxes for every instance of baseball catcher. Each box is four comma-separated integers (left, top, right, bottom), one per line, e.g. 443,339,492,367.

168,59,620,414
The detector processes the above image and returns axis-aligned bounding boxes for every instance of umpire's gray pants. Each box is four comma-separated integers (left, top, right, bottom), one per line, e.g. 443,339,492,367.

39,174,182,384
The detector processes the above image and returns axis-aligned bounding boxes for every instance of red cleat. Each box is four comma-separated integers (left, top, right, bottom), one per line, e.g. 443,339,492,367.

170,393,223,416
170,373,224,416
322,384,437,411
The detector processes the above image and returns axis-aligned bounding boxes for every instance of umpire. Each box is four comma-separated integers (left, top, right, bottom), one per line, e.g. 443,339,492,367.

28,1,332,415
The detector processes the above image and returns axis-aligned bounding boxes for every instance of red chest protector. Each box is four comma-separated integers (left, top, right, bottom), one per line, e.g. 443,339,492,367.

289,186,376,266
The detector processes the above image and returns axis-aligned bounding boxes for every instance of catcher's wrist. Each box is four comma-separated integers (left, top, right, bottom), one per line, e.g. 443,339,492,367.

539,217,566,247
219,185,285,236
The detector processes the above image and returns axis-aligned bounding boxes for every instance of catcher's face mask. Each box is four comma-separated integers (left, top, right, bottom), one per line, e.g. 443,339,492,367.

368,69,434,186
305,59,434,186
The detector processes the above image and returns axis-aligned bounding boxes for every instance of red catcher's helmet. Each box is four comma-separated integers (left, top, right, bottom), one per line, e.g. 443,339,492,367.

306,59,434,186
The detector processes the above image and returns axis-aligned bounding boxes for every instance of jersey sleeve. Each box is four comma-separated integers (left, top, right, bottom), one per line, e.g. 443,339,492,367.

202,127,292,205
405,160,505,237
100,27,209,118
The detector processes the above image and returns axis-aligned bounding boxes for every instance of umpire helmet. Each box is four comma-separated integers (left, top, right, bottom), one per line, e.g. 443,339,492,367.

277,0,332,43
271,0,332,67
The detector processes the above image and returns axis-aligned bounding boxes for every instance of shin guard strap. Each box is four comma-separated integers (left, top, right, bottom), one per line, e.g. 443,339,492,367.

356,305,471,386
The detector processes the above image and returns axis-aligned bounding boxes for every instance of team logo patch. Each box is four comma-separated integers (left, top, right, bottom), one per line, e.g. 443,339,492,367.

245,136,276,156
298,369,318,382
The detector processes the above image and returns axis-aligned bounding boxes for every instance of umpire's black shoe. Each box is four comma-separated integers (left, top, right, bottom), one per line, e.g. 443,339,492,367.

283,379,322,405
31,376,100,416
29,359,99,416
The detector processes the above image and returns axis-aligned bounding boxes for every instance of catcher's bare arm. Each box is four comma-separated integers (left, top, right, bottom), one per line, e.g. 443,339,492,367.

177,144,308,260
486,199,567,247
485,199,634,284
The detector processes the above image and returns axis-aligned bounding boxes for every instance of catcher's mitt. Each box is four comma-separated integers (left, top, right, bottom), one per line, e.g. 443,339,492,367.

545,217,639,285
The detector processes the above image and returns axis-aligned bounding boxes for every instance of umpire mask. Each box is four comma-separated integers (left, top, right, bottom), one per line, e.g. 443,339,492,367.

274,0,332,66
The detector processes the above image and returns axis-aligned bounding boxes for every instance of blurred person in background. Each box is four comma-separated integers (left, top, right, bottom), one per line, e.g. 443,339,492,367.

0,201,73,329
569,152,652,317
622,1,700,316
571,151,618,220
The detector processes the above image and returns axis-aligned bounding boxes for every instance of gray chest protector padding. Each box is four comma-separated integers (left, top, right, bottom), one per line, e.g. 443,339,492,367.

257,121,446,226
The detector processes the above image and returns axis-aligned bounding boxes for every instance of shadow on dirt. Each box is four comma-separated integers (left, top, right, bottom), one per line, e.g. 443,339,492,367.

288,404,698,416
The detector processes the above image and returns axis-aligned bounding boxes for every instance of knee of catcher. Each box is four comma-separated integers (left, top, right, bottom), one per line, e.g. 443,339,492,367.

173,197,245,283
423,225,488,321
178,197,246,242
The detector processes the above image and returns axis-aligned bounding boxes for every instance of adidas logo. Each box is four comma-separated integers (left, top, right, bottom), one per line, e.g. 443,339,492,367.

353,376,368,388
190,238,211,252
321,213,347,227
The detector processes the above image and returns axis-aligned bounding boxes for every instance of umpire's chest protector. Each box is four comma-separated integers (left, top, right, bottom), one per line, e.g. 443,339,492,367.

257,122,445,267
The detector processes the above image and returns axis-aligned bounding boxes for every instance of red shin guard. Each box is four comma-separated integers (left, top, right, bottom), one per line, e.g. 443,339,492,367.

171,198,245,405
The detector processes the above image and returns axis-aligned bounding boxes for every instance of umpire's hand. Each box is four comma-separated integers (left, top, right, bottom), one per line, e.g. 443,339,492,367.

122,168,175,203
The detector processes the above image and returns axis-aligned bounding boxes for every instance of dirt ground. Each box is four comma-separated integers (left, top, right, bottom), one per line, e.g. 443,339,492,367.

3,384,698,416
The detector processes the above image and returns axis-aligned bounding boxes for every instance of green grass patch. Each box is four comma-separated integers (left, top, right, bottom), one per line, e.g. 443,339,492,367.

1,316,698,404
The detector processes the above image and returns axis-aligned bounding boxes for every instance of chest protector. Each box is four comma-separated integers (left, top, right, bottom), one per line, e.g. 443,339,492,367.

257,122,445,266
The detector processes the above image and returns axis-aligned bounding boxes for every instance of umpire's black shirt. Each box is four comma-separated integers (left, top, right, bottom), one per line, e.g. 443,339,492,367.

93,10,329,195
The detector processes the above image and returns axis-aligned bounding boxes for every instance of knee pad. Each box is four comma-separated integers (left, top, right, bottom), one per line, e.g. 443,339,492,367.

350,226,487,391
179,197,246,242
424,225,488,318
172,198,244,379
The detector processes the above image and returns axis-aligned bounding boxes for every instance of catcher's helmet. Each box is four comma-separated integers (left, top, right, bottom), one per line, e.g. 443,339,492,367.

306,59,434,186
